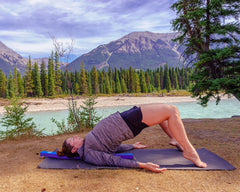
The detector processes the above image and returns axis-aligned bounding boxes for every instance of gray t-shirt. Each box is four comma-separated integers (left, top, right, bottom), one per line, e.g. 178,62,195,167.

78,112,139,168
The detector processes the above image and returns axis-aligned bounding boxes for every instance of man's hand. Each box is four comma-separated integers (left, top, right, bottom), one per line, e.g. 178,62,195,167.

139,162,167,173
133,142,147,149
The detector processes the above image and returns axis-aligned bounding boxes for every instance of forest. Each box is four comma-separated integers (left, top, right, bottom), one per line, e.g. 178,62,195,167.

0,52,192,98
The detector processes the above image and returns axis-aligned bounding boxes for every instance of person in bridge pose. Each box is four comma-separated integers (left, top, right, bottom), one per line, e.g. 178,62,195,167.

57,103,207,173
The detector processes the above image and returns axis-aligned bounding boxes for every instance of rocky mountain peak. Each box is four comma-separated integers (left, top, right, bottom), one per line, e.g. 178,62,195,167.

69,31,182,71
0,41,28,74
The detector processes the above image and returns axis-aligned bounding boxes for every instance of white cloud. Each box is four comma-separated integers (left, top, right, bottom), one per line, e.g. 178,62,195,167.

0,0,176,59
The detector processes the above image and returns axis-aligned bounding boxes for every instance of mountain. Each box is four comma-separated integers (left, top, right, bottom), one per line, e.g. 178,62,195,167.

0,31,184,75
69,31,183,71
0,41,28,75
0,42,65,75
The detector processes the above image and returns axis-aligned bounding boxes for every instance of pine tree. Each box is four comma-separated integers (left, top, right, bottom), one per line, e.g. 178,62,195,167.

54,52,62,95
0,70,7,98
171,0,240,104
16,70,24,97
80,61,88,94
159,67,164,90
48,54,55,96
163,65,171,92
32,62,43,97
25,56,34,97
13,68,19,96
120,78,128,93
88,73,92,95
104,73,112,94
154,70,161,91
108,68,113,93
128,67,135,93
172,68,179,90
61,71,68,94
145,71,152,93
140,70,148,93
40,61,48,96
91,66,99,94
134,72,141,93
7,72,15,98
114,69,122,93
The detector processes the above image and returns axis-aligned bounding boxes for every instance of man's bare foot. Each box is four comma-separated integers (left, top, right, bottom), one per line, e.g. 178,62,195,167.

183,150,207,168
169,139,183,152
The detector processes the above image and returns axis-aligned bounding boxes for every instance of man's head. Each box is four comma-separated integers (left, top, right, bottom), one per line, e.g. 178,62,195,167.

57,136,84,157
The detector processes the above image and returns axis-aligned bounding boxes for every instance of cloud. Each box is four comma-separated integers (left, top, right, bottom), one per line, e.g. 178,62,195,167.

0,0,176,59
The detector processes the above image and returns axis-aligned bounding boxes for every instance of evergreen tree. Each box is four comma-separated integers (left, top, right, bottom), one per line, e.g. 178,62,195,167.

171,0,240,105
73,71,80,94
128,66,135,93
104,73,112,94
172,68,179,90
0,99,43,139
163,65,171,92
40,61,48,96
120,78,128,93
134,72,141,93
7,72,15,98
154,70,161,91
145,72,152,93
159,67,164,90
80,62,88,94
0,70,7,98
54,52,62,94
32,62,43,97
98,70,104,93
114,69,122,93
108,68,114,93
48,54,55,96
140,70,148,93
88,73,92,95
25,56,34,97
16,70,24,97
67,72,75,94
91,66,99,94
13,68,19,96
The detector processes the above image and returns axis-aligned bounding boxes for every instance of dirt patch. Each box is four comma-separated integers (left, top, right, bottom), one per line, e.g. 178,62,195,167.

0,118,239,192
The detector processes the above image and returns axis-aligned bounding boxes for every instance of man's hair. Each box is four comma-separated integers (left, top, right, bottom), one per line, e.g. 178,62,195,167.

57,139,79,158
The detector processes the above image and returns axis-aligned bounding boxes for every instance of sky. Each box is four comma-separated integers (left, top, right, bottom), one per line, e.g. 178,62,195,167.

0,0,177,61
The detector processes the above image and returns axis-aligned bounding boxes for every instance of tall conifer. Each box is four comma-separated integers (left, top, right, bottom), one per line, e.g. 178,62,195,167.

7,72,15,98
25,56,34,97
0,70,7,98
80,62,88,94
40,61,48,96
32,62,43,97
48,54,55,96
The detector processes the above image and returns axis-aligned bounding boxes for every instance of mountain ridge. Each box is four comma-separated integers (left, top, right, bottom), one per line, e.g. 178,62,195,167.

1,31,183,75
69,31,183,71
0,41,28,74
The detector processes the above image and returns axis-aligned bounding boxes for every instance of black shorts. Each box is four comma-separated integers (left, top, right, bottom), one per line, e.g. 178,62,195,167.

120,106,148,137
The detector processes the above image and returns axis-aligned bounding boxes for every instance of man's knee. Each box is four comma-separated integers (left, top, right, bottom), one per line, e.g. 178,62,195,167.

169,105,180,116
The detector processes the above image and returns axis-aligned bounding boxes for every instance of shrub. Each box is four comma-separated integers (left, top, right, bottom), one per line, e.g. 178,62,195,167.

52,95,101,134
0,99,44,140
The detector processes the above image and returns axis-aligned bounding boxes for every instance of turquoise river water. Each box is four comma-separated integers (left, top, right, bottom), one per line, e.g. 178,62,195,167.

0,98,239,135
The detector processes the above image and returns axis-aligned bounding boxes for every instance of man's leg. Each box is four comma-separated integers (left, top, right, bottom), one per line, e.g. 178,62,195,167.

165,105,207,168
159,121,183,151
141,104,207,168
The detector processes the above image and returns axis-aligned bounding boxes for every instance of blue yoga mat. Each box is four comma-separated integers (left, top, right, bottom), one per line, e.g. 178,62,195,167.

38,148,236,171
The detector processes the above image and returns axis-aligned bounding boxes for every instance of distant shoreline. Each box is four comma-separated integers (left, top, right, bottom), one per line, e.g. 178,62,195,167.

0,96,198,114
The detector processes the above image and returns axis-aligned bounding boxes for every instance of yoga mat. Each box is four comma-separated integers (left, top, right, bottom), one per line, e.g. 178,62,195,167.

38,148,236,171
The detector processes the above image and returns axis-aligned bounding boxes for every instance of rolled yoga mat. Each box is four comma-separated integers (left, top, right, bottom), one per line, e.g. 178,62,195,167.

38,148,236,171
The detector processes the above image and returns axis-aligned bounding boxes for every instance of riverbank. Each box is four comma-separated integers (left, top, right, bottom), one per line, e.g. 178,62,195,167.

0,117,239,192
0,96,198,114
0,96,239,191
